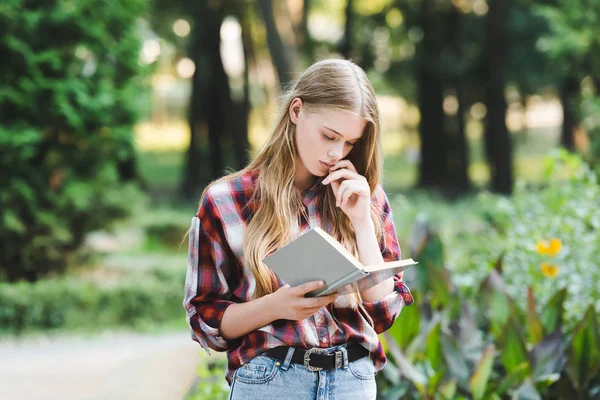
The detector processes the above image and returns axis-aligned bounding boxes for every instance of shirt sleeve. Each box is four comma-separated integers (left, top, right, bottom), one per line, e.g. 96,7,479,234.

183,193,241,354
361,185,414,334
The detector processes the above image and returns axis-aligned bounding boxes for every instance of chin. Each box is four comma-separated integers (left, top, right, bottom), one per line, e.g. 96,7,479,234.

312,162,329,177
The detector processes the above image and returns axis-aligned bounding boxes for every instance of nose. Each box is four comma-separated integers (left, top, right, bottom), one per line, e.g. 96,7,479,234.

327,144,344,160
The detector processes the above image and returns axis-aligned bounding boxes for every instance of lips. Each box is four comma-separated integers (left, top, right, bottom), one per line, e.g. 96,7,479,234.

320,161,335,168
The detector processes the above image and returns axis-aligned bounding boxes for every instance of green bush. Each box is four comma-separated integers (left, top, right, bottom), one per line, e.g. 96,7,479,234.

378,221,600,399
0,266,186,335
0,0,148,282
394,150,600,325
471,150,600,323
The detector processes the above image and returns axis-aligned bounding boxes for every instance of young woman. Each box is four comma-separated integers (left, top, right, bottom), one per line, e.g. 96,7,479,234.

183,58,414,399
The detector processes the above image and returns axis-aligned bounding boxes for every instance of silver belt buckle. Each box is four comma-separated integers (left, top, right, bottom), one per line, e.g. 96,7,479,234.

304,348,327,371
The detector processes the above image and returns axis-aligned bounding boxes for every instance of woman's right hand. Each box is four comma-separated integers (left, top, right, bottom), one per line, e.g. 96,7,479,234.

268,281,339,321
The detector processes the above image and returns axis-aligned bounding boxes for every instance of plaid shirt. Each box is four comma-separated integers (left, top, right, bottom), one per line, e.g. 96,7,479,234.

183,168,414,384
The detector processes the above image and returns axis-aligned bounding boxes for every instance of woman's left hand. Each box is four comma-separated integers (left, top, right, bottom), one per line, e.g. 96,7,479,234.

322,160,372,226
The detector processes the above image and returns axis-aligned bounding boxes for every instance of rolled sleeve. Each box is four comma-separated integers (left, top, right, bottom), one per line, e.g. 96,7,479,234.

362,186,415,334
183,197,241,354
362,276,414,333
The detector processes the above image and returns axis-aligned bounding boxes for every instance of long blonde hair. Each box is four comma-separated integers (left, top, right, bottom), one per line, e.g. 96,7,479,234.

199,58,386,309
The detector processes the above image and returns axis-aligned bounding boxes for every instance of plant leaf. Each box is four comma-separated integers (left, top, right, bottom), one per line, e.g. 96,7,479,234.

499,318,531,375
527,287,544,345
566,306,600,391
513,379,542,400
425,322,444,371
470,344,495,400
540,288,567,335
387,296,421,347
439,379,457,400
440,332,470,390
530,328,566,381
533,373,560,393
383,331,428,393
495,362,530,395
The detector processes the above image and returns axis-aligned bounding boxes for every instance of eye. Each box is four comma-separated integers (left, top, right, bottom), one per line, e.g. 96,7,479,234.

346,142,356,147
322,133,335,141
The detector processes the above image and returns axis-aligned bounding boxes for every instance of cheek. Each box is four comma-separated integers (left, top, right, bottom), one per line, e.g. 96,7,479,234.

296,127,322,155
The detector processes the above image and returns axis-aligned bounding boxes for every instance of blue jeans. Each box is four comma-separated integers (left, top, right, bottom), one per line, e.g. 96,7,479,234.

228,344,377,400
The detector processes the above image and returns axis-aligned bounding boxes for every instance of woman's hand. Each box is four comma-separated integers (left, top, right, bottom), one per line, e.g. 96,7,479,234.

268,281,339,321
322,160,372,226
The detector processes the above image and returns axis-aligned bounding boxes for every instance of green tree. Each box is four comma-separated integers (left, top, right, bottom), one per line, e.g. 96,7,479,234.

534,0,600,169
0,0,147,282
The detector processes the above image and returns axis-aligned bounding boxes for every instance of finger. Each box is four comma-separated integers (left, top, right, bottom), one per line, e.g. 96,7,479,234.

330,160,357,173
341,182,369,207
329,177,341,197
336,180,350,207
293,280,325,295
314,293,339,308
322,169,362,185
302,294,337,309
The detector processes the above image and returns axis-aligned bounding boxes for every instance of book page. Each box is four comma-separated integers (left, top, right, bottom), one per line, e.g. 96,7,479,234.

362,258,418,273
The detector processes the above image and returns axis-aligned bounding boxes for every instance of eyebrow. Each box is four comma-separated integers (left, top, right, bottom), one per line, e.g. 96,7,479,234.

322,125,361,142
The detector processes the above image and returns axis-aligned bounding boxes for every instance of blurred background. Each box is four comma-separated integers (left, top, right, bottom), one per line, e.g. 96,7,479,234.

1,0,599,399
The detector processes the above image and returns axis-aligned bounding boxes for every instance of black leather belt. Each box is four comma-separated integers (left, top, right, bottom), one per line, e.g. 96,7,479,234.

263,343,369,371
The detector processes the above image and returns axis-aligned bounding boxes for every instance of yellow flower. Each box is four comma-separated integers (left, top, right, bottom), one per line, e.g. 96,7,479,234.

541,262,559,278
536,238,562,256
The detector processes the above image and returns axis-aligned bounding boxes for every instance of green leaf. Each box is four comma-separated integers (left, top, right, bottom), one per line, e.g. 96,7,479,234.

478,270,515,337
440,332,470,389
499,318,531,375
533,373,560,393
425,322,444,371
540,288,567,335
470,344,495,400
513,379,542,400
495,362,530,395
530,328,566,381
387,296,420,347
566,306,600,391
438,379,457,400
380,381,410,400
527,287,544,345
428,263,453,310
382,332,428,392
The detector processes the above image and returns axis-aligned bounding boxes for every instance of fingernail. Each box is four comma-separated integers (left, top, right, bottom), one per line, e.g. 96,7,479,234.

318,281,324,286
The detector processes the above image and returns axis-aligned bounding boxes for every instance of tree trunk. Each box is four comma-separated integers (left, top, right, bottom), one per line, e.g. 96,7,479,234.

258,0,293,89
484,0,513,195
445,7,469,193
417,0,447,189
181,2,230,200
231,10,253,170
340,0,354,59
560,74,579,151
300,0,314,61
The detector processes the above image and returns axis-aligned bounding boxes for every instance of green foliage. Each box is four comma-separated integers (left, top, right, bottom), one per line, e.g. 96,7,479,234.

477,150,600,324
395,151,600,325
0,0,149,281
379,226,600,399
185,356,230,400
534,0,600,167
0,265,185,335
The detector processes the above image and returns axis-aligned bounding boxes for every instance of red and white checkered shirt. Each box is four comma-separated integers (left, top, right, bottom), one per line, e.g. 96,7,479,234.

183,168,413,384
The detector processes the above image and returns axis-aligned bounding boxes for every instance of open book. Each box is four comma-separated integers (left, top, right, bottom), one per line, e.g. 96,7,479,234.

263,227,418,297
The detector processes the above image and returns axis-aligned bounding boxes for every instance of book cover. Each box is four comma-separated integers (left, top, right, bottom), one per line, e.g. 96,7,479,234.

262,227,417,297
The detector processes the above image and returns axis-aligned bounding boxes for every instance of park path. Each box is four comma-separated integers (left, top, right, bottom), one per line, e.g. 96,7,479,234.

0,329,203,400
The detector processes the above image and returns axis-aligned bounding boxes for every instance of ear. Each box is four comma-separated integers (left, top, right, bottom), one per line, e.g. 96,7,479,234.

289,97,303,124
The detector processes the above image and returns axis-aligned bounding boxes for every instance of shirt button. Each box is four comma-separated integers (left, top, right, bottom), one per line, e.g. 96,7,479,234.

322,337,327,343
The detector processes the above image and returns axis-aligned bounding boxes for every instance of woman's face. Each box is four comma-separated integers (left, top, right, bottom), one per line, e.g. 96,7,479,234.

289,98,366,184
